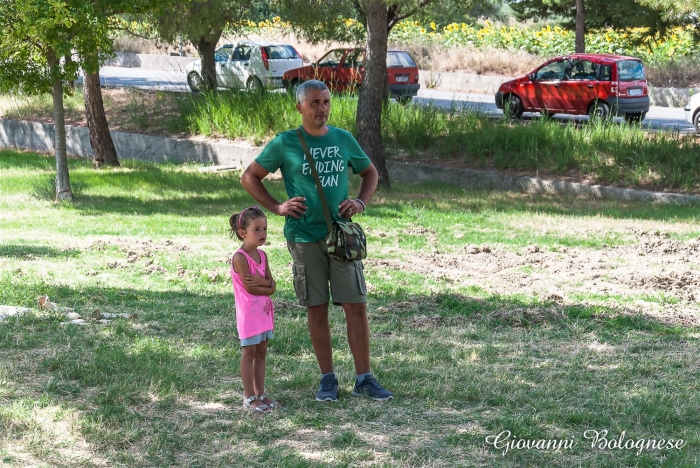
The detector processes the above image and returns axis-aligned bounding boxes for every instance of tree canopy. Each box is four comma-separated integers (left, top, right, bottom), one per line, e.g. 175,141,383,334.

510,0,674,33
634,0,699,30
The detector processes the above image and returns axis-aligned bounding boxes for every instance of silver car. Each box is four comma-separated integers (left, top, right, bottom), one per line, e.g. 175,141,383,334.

185,40,303,92
684,93,700,134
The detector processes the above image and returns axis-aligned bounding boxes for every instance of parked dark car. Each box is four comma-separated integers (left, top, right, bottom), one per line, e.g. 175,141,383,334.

495,53,650,122
282,48,420,104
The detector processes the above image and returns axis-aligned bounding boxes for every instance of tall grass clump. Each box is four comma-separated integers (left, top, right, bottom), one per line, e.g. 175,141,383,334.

383,103,700,191
175,91,700,191
176,90,357,144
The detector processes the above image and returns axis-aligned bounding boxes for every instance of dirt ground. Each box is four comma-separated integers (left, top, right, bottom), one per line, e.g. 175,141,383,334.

366,227,700,327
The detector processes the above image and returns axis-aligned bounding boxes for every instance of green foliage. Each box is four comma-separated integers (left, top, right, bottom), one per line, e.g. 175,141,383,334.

393,20,700,65
413,0,509,27
176,90,357,143
273,1,365,44
634,0,700,24
509,0,672,34
146,0,251,44
0,0,113,95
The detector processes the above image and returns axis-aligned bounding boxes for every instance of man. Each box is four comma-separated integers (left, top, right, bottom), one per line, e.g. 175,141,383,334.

240,80,393,402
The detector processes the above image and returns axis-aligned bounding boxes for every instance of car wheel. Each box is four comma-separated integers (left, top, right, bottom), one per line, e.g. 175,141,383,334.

624,112,645,123
396,96,413,105
505,95,524,119
694,111,700,134
187,72,203,93
588,101,610,121
246,77,263,93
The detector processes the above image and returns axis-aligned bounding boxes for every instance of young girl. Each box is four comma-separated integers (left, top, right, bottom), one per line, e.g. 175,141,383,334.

229,206,278,413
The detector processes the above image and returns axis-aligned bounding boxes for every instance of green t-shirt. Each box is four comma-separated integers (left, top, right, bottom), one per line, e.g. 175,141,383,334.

255,126,371,242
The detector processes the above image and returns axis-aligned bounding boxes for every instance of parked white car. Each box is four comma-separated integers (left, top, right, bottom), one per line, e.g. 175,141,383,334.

684,93,700,133
185,40,303,92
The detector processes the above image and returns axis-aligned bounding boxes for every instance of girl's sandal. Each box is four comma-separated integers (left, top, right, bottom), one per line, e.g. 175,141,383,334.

243,395,272,413
258,392,281,409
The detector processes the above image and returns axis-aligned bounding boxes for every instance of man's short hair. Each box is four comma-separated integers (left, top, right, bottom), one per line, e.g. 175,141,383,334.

296,80,329,104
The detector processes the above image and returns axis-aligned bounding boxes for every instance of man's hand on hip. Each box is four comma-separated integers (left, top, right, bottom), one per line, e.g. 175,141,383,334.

276,197,307,218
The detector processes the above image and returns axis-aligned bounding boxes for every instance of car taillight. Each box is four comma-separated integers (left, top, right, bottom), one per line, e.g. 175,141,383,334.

611,81,618,96
261,48,269,70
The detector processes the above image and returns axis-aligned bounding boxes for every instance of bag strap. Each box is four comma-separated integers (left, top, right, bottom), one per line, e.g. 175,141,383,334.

296,127,333,231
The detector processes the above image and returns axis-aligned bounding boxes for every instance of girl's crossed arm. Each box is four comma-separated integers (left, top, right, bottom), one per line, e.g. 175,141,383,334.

233,253,276,296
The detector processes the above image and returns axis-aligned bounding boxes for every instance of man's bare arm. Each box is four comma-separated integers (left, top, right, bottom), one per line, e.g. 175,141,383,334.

241,162,307,218
338,162,378,218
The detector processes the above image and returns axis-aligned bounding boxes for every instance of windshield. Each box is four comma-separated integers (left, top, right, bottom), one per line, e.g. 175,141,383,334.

264,45,300,60
318,50,344,67
387,51,416,68
214,46,233,62
617,60,645,81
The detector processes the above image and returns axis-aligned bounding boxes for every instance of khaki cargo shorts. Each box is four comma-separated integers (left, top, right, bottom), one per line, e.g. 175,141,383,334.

287,240,367,307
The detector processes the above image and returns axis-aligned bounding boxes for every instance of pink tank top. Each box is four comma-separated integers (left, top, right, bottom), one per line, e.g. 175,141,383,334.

231,248,274,339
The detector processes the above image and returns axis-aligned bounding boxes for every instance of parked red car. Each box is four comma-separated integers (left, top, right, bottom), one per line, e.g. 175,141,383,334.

282,48,420,103
495,53,650,122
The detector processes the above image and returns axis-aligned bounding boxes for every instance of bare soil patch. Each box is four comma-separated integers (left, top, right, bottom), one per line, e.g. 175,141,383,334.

368,229,700,327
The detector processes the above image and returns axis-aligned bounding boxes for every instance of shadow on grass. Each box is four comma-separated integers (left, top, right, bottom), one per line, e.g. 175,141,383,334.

379,183,700,222
0,244,81,259
5,149,700,222
0,274,696,467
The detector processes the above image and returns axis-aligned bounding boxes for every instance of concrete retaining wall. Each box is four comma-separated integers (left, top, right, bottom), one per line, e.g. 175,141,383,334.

104,52,197,71
648,86,700,108
418,71,508,95
0,119,259,169
2,118,699,205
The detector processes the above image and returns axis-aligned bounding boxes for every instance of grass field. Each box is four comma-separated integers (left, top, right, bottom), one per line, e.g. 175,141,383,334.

1,150,699,467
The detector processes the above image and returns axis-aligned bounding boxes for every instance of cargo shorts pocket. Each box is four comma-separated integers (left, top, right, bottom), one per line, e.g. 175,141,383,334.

292,263,307,301
355,261,367,295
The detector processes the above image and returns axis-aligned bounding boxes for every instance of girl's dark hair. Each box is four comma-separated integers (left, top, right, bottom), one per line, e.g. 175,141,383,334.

229,206,266,240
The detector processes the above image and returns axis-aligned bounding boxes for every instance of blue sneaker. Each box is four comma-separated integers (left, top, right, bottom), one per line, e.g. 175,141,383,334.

352,375,393,401
316,374,338,402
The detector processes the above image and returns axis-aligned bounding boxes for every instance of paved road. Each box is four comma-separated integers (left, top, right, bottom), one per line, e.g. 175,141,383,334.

98,66,695,133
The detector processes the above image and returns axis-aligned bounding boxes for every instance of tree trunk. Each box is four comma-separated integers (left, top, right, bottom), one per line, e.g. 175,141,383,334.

575,0,585,53
83,67,119,167
196,30,222,91
49,53,73,201
357,0,390,188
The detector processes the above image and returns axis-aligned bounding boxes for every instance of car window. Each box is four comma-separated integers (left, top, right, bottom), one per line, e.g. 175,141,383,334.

265,45,299,60
343,49,364,68
617,60,646,81
215,46,233,62
569,59,596,80
387,51,416,68
232,45,251,61
598,64,612,81
534,60,567,81
318,50,344,67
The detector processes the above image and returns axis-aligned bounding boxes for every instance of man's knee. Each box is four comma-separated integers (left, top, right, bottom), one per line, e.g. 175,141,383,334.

307,303,330,322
